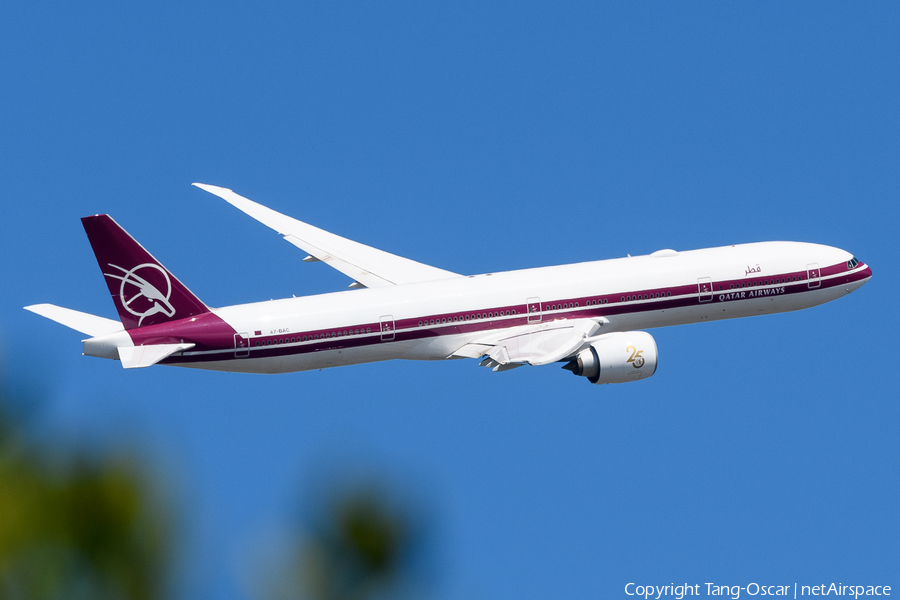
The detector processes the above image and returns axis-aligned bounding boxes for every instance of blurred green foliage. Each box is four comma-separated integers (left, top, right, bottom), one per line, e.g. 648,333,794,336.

267,486,426,600
0,394,172,600
0,379,429,600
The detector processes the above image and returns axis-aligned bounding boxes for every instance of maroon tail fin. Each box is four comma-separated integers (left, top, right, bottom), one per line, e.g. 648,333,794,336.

81,215,209,329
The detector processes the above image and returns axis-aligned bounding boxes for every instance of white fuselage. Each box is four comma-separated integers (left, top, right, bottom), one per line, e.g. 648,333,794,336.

165,241,869,374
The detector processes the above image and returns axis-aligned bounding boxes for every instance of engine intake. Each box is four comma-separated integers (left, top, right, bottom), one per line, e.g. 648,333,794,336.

563,331,658,384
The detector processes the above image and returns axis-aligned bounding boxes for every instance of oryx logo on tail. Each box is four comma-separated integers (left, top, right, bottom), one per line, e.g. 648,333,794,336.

103,263,176,326
80,214,209,329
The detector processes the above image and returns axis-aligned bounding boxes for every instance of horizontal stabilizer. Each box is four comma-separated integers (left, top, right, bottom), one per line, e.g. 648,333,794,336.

24,304,124,337
117,343,195,369
192,183,461,287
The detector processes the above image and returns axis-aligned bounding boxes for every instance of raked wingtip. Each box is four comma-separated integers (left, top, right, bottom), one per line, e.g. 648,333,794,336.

191,182,233,195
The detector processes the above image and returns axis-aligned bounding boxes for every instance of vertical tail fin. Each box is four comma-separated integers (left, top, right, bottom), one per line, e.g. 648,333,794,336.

81,215,209,329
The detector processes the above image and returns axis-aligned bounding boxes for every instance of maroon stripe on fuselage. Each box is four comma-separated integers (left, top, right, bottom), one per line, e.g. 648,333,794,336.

163,261,870,365
129,311,237,350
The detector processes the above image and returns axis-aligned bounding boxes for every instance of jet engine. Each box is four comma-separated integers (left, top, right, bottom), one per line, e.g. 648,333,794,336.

563,331,658,384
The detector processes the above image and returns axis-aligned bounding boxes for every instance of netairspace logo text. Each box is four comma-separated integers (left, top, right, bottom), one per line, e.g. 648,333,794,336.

624,583,891,600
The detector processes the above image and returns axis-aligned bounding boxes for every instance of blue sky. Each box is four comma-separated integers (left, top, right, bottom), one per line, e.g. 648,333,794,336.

1,2,897,598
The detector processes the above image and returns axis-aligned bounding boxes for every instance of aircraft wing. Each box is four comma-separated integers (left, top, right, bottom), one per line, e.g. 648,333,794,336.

449,318,606,371
193,183,461,288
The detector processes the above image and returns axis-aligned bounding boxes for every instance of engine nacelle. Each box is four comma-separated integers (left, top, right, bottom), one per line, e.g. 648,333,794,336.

563,331,658,384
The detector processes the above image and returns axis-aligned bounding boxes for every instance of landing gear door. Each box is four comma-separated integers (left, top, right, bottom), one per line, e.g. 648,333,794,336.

698,277,713,303
807,263,821,289
380,316,395,341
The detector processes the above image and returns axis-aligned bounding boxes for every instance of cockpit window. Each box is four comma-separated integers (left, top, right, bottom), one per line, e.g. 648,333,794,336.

847,257,860,269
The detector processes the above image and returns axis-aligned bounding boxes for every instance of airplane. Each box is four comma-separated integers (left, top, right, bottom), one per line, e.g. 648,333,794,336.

24,184,872,384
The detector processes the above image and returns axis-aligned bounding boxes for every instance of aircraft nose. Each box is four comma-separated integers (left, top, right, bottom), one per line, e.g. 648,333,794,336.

854,260,873,288
846,255,872,284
